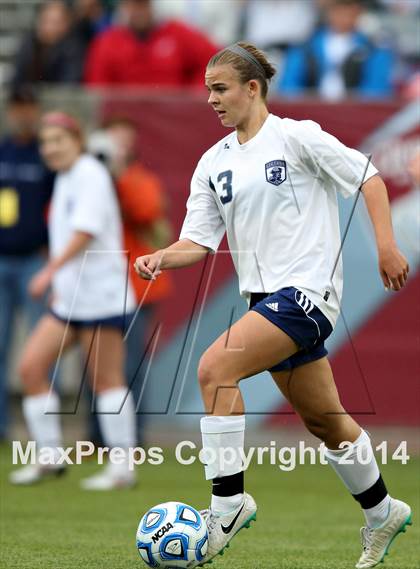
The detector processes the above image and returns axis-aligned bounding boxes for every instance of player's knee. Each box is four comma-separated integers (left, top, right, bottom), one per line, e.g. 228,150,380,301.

303,415,330,441
18,354,45,392
304,414,348,444
197,353,220,391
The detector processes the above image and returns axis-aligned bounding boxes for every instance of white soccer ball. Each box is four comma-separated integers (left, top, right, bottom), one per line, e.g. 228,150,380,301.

136,501,208,568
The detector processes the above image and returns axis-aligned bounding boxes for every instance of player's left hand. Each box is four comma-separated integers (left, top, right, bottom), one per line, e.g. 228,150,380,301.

378,245,409,291
28,265,54,299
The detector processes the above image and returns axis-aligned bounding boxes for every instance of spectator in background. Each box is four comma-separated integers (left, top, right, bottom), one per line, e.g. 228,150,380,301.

278,0,395,100
0,87,54,440
12,0,86,86
85,0,218,87
88,118,173,443
73,0,112,48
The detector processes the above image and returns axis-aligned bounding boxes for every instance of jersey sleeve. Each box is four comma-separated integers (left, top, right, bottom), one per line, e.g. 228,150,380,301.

298,120,378,198
70,160,111,236
179,155,225,252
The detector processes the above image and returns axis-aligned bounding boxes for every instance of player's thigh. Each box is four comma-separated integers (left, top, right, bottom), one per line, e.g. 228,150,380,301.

270,357,344,417
78,326,125,392
201,310,299,382
19,314,76,385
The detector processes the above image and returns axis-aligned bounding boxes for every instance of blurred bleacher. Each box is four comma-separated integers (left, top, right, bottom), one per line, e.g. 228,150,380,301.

0,0,418,98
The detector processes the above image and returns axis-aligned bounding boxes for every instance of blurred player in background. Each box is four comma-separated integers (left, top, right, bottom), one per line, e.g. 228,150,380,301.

0,86,54,441
88,117,172,444
9,112,137,490
135,42,411,568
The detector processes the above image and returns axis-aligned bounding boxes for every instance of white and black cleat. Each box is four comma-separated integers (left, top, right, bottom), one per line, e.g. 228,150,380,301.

196,492,257,566
355,498,412,568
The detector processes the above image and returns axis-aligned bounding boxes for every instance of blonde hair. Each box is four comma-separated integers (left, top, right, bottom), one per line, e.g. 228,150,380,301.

207,42,276,99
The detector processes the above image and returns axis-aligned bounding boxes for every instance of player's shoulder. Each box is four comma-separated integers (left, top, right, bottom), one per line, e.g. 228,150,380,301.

74,153,108,174
275,115,323,138
269,116,325,156
72,154,112,186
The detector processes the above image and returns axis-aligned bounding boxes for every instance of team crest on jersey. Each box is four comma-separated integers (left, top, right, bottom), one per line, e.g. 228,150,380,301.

265,160,287,186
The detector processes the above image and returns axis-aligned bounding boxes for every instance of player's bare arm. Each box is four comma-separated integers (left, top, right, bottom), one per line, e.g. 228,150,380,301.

361,174,409,291
134,238,209,280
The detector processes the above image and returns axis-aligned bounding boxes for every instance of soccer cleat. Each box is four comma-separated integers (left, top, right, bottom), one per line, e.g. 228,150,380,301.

196,492,257,566
355,498,412,568
9,464,66,485
80,462,136,490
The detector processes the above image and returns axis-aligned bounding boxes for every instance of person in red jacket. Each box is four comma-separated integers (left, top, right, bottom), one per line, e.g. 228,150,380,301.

84,0,218,87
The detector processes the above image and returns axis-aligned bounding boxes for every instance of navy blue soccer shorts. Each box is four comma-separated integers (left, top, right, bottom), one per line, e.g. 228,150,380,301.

249,287,333,372
50,309,133,332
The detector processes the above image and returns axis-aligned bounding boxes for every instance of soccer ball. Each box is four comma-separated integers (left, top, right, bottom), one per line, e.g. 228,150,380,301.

136,501,208,568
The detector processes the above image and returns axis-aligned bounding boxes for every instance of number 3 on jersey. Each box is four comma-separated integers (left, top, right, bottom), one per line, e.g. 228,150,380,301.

218,170,233,204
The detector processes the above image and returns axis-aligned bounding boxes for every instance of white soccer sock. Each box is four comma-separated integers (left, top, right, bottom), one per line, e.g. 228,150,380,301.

96,387,135,471
325,429,390,528
22,392,62,464
363,495,392,528
211,493,244,514
201,415,245,514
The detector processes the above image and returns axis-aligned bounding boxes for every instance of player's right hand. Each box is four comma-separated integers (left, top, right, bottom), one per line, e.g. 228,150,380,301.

134,253,162,280
378,245,409,291
28,264,54,298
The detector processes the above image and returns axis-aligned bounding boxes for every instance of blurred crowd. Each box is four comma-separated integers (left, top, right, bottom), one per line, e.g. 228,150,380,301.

5,0,420,100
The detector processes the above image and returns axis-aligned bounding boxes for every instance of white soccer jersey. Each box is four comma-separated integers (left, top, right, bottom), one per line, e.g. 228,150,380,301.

49,154,135,320
179,114,378,327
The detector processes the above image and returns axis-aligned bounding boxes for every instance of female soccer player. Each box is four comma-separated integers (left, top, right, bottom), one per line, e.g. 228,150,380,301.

134,43,411,568
10,112,137,490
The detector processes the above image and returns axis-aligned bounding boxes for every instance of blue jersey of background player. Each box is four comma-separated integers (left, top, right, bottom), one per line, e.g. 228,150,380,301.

135,42,411,569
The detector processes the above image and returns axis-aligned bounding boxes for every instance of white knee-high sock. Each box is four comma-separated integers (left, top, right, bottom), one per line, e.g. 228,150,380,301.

96,387,135,470
325,429,391,528
22,392,62,464
201,415,245,514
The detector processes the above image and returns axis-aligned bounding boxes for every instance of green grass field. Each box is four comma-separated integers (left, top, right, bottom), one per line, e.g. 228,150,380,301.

0,445,418,569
